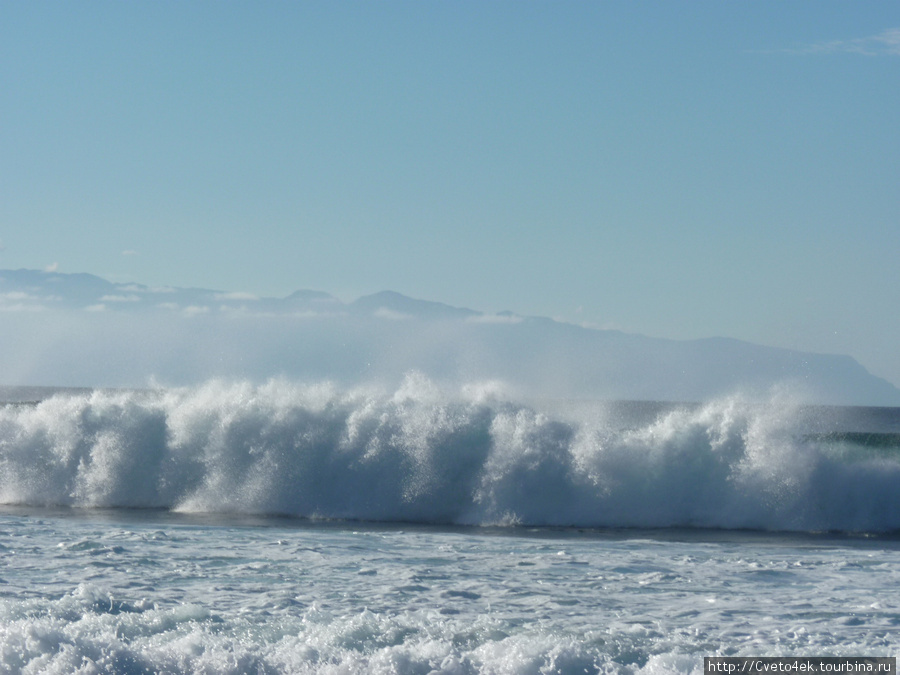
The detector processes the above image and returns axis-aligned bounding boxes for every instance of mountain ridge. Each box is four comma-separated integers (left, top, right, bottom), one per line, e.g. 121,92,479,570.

0,268,897,405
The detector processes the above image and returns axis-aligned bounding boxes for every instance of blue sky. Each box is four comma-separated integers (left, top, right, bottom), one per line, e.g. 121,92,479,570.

1,2,898,386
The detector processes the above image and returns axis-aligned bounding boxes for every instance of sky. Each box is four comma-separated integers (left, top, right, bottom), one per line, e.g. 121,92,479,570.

1,1,898,386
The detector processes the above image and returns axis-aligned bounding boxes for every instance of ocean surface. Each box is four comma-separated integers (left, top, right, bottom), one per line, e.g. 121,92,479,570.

1,377,899,673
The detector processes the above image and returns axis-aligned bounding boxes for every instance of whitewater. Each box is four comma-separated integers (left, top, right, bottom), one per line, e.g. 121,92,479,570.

1,375,899,673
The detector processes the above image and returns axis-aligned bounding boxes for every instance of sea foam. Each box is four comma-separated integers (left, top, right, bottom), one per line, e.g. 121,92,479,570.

1,374,898,533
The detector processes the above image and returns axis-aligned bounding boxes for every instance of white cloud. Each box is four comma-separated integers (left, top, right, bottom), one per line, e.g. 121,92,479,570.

0,292,34,302
578,320,627,332
466,313,523,325
215,292,259,301
0,304,46,312
373,307,411,320
100,294,141,303
0,291,56,312
790,27,900,56
873,28,900,54
182,305,210,317
86,304,107,312
143,286,177,294
116,284,178,294
121,249,138,256
44,262,59,272
0,291,46,312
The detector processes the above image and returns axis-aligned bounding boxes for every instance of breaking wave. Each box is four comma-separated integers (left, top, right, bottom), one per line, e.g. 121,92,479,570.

1,374,899,533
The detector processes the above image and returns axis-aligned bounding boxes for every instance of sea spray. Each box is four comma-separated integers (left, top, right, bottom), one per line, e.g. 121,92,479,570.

1,374,899,532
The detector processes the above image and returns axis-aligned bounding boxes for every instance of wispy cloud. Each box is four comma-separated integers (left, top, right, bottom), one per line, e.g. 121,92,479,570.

787,28,900,56
373,307,411,321
182,305,210,317
118,284,176,294
214,292,259,301
0,291,47,312
466,313,523,325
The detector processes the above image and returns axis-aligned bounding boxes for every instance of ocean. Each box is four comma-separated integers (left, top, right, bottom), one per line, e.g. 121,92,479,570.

1,376,898,673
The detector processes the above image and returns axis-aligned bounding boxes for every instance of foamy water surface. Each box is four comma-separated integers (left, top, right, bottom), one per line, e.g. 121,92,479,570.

1,377,899,673
1,508,899,674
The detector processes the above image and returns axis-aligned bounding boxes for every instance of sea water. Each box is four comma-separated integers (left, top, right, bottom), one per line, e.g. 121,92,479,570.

0,376,898,673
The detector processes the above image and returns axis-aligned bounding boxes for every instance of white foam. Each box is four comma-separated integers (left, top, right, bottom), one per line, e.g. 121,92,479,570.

1,508,898,674
0,375,898,532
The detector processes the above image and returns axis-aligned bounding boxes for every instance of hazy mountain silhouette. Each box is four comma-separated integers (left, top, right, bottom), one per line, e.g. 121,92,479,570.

0,268,897,405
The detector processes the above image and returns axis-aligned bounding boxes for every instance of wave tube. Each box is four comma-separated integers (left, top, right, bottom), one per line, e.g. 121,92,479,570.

1,374,898,533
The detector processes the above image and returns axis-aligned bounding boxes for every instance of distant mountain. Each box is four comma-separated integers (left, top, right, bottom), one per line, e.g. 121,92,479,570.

350,290,478,320
0,268,898,406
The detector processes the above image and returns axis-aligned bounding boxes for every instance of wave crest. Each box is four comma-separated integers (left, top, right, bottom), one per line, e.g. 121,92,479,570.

1,375,898,532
